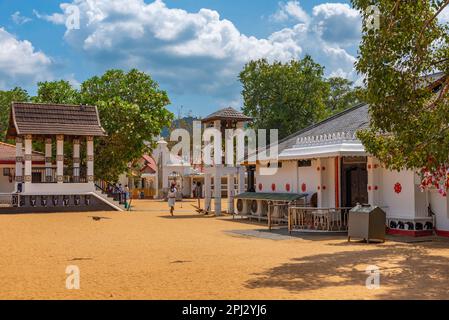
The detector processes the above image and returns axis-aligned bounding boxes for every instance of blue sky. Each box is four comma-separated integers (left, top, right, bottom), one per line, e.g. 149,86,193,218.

0,0,360,117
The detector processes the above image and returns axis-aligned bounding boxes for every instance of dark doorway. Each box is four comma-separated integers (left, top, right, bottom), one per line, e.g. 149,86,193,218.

341,157,368,207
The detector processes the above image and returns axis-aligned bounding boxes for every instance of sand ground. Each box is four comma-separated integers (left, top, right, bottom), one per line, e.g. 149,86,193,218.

1,199,449,300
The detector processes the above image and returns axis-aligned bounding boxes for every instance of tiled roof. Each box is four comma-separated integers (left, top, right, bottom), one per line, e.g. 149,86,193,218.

202,107,253,123
273,103,369,154
7,102,106,137
0,142,45,162
141,154,157,173
246,103,369,160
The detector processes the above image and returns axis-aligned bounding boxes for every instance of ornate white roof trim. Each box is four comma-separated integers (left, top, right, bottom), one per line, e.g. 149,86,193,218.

279,131,366,160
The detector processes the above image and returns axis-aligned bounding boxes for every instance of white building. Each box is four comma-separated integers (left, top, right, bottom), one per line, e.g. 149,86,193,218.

236,102,449,237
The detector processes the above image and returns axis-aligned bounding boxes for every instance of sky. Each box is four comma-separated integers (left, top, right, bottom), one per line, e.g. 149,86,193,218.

1,0,363,117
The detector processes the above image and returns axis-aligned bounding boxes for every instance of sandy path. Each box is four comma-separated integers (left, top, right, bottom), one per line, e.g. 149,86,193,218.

1,199,449,300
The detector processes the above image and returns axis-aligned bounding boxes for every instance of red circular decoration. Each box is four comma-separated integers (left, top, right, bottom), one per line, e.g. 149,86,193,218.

322,185,326,190
286,183,291,192
394,183,402,194
368,186,372,191
317,167,321,171
322,166,326,171
271,183,276,191
301,183,307,192
374,164,379,169
318,186,321,190
374,186,379,191
258,183,263,191
368,164,372,170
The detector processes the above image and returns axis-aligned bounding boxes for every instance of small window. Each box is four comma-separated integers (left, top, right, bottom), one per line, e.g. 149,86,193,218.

3,168,11,176
298,160,312,167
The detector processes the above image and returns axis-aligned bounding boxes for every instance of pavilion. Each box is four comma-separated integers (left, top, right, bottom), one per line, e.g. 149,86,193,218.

1,102,123,212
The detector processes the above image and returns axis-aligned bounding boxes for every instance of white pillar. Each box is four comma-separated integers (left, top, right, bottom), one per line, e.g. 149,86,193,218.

204,173,212,211
73,139,80,182
227,174,234,214
87,136,94,183
317,158,323,207
56,135,64,183
237,166,245,194
45,138,52,182
214,167,222,215
368,157,381,206
15,136,23,188
24,135,32,184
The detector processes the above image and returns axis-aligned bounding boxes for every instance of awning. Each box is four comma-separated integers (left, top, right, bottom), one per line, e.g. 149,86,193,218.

235,192,307,202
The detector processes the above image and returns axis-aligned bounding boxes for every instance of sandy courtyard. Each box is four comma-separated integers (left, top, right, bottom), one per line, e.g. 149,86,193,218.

1,199,449,300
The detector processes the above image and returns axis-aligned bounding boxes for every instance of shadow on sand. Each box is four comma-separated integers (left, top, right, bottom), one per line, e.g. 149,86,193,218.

245,242,449,299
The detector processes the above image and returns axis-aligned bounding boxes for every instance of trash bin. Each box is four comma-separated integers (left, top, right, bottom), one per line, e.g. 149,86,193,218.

348,204,386,243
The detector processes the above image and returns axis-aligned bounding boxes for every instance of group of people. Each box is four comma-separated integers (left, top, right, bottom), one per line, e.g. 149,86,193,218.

107,183,131,207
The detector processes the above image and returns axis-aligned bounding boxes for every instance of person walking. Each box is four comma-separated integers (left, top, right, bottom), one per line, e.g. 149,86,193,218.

168,184,177,216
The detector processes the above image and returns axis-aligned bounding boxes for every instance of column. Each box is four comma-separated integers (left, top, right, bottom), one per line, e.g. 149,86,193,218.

237,166,245,194
368,157,381,206
56,135,64,183
45,138,52,182
317,158,323,207
214,166,222,216
24,134,32,184
15,136,23,189
86,136,94,183
73,139,80,182
227,174,234,214
204,173,212,211
334,157,340,208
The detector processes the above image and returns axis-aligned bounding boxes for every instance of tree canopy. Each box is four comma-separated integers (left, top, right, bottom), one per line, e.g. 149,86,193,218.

239,56,362,139
352,0,449,193
0,87,30,141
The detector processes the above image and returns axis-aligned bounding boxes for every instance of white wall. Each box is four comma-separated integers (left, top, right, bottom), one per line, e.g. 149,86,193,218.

297,159,319,195
23,182,95,195
255,161,298,193
430,190,449,231
379,168,416,218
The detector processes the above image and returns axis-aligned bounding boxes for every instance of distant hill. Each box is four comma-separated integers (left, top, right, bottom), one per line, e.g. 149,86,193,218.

161,116,200,138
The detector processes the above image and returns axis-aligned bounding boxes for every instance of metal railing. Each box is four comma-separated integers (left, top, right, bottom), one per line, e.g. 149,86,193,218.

288,206,352,233
95,180,128,205
30,167,87,183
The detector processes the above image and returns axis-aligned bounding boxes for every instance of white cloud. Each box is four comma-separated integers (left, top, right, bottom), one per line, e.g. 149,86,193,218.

11,11,32,25
33,9,66,25
312,3,361,46
439,6,449,24
39,0,361,100
271,1,310,23
0,28,52,89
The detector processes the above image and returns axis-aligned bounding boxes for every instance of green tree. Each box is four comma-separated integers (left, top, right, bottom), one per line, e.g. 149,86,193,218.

33,80,81,104
0,87,29,141
326,77,365,114
81,69,173,181
352,0,449,192
239,56,330,139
